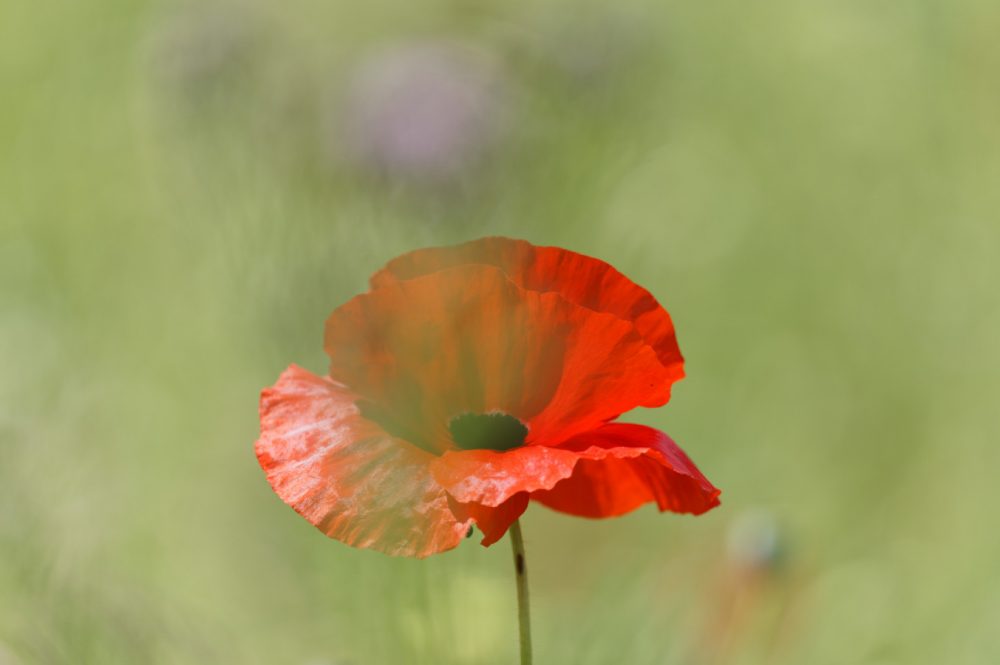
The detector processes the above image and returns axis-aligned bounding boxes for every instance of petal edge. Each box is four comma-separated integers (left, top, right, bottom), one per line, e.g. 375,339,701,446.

371,236,684,372
256,365,470,558
532,423,721,518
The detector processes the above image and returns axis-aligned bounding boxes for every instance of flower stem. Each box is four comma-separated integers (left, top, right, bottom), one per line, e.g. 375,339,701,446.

509,518,533,665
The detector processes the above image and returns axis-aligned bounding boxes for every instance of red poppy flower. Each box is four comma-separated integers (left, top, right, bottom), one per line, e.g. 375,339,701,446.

256,237,720,558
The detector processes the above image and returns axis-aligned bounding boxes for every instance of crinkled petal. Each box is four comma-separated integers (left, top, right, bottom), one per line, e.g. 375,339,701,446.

325,264,676,451
432,445,583,506
431,423,719,525
448,493,530,546
370,236,684,372
255,365,470,558
532,423,722,518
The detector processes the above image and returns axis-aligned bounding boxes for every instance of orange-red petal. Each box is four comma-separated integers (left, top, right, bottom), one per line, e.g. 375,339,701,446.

370,236,684,373
255,365,470,558
531,423,722,518
325,264,676,452
430,423,719,535
448,493,530,546
432,445,583,506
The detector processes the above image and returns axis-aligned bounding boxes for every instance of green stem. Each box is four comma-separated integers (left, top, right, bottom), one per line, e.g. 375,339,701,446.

509,519,533,665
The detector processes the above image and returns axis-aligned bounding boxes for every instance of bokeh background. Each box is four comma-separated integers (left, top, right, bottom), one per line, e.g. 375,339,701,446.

3,0,999,663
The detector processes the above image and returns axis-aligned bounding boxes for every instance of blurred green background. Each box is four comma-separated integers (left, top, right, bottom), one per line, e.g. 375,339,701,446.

3,0,999,663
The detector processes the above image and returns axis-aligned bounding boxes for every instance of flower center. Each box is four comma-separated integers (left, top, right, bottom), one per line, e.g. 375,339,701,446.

448,412,528,452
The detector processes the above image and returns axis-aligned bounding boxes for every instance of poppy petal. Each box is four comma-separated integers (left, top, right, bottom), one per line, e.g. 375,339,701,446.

325,265,676,452
370,236,684,372
448,492,530,546
255,365,470,558
431,423,719,532
532,423,722,518
432,445,583,506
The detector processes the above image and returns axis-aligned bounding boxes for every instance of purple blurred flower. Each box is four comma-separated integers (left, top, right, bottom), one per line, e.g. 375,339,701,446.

339,41,509,186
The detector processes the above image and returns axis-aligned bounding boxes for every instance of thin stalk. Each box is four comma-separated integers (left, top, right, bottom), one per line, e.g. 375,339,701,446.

509,519,533,665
